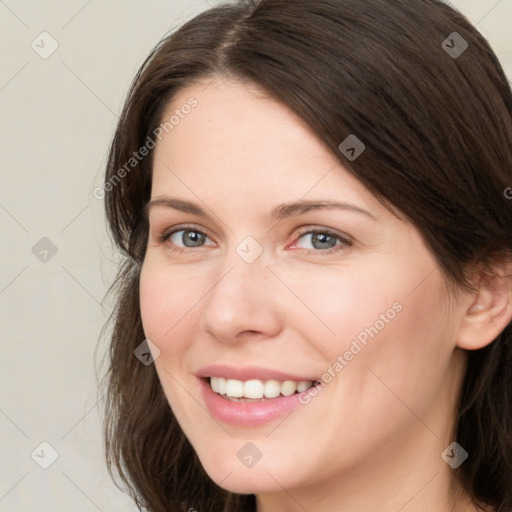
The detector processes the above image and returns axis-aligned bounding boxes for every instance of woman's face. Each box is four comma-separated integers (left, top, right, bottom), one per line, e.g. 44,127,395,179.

140,77,468,498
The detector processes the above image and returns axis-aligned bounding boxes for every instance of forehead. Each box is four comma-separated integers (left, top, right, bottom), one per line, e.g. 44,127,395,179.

151,77,377,217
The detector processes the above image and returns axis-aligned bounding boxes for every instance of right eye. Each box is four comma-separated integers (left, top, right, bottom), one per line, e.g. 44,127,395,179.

159,225,216,252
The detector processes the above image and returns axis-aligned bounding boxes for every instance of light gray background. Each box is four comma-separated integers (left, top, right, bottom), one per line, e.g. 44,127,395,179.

0,1,510,511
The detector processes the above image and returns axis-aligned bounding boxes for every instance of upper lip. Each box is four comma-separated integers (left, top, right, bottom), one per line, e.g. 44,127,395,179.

196,364,318,382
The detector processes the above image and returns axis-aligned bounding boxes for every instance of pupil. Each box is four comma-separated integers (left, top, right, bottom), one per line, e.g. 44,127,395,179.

313,233,335,250
184,231,204,247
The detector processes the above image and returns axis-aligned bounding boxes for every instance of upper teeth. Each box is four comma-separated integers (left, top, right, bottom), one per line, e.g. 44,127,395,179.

209,377,314,399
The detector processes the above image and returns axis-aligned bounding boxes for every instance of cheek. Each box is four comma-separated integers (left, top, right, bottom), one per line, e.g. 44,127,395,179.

139,259,202,352
293,258,452,399
277,263,405,359
335,270,456,435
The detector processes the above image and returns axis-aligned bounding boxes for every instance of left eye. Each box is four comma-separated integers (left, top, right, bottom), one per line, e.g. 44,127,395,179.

293,230,352,252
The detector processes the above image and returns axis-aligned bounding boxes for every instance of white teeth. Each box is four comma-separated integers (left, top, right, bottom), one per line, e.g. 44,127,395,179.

217,377,227,395
210,377,220,393
264,379,281,398
210,377,227,394
244,379,264,399
226,379,244,397
280,380,297,396
209,377,314,399
297,380,312,392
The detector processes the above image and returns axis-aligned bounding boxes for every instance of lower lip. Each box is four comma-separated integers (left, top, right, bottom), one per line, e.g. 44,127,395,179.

200,378,306,427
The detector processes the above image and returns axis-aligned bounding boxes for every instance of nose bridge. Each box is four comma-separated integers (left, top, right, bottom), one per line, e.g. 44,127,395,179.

199,239,281,342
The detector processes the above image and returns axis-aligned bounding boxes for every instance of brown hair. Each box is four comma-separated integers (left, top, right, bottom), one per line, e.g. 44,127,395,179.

99,1,512,510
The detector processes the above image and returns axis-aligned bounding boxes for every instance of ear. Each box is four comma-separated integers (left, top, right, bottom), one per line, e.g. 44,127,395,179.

456,260,512,350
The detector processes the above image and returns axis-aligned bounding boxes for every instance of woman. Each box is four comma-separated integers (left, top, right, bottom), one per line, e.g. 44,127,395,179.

100,0,512,510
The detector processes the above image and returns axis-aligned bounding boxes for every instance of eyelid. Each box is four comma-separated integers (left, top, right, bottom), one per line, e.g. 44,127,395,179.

293,225,352,242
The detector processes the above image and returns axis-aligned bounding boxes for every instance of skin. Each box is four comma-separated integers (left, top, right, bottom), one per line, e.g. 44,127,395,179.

139,76,512,512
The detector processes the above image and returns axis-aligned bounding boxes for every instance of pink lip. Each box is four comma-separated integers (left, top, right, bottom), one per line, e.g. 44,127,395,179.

196,364,318,382
199,377,307,427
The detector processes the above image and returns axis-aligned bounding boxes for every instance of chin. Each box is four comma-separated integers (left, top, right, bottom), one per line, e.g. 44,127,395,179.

203,462,290,494
192,440,309,495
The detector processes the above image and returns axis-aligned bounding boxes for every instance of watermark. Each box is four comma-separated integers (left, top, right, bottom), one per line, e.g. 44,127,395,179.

441,32,468,59
504,187,512,200
237,442,263,468
31,31,59,59
93,97,198,200
338,134,365,161
441,442,468,469
298,301,403,404
31,441,59,469
134,339,160,366
32,236,58,263
236,236,264,264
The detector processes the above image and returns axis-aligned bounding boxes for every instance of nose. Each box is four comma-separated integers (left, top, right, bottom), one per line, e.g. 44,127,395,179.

198,252,282,344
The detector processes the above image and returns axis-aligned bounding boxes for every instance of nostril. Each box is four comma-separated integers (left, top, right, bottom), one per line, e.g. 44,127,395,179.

238,330,262,338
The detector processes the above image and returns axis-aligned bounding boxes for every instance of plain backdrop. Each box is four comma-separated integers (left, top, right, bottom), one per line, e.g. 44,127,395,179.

0,1,511,511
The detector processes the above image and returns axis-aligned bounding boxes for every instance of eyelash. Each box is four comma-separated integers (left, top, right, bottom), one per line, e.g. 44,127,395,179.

157,224,353,255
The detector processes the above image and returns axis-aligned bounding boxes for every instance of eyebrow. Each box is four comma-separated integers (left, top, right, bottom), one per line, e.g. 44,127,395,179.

145,197,377,222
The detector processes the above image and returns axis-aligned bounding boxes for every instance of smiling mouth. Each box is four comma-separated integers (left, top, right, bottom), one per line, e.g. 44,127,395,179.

207,377,319,402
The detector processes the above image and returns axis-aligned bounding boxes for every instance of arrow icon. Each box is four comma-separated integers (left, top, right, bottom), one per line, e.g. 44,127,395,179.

32,237,58,262
134,339,160,365
339,134,365,161
441,441,468,468
441,32,468,59
236,237,263,263
237,441,263,468
31,31,59,59
31,441,59,469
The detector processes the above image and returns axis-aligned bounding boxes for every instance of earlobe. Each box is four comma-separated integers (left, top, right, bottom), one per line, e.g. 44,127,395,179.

456,264,512,351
